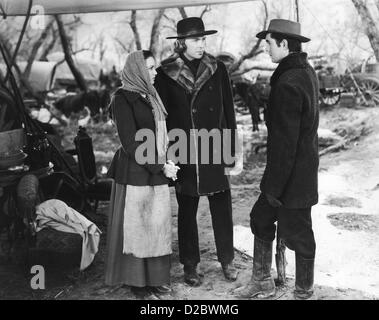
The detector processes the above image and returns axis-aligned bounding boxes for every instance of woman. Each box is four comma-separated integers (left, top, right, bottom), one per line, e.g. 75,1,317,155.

105,50,178,299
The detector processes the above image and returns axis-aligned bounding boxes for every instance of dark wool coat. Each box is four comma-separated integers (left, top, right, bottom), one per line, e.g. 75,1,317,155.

107,88,168,186
260,52,319,209
154,53,237,196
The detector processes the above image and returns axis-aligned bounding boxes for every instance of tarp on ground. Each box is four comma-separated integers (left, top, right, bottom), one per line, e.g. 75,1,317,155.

0,0,255,16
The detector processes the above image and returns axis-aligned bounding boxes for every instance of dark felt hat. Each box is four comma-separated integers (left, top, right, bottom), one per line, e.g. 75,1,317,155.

256,19,310,42
166,17,218,39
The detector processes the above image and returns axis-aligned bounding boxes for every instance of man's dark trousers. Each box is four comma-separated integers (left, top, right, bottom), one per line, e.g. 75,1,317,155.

250,194,316,259
176,190,234,266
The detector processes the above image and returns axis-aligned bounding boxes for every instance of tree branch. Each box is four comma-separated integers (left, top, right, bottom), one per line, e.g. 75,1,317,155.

200,5,211,18
114,37,129,53
229,0,268,74
163,13,177,27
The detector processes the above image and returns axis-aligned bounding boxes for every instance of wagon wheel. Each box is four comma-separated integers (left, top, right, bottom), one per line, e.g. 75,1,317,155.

320,91,341,106
358,78,379,105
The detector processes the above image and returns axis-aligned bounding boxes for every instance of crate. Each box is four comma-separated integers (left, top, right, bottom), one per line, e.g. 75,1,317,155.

28,228,82,269
339,93,356,108
319,74,340,89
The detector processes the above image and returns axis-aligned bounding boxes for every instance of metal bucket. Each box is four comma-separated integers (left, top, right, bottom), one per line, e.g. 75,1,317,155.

0,128,25,157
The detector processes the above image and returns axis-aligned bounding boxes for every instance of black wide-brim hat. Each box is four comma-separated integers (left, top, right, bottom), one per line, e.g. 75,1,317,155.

256,19,310,43
167,17,218,39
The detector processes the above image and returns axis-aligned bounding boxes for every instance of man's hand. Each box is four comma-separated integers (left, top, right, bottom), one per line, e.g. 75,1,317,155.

266,193,283,208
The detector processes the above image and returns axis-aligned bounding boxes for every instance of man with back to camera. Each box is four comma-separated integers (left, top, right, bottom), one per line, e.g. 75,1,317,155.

235,19,319,300
154,17,238,287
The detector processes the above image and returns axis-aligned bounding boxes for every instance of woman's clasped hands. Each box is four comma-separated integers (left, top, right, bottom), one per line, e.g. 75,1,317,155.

163,160,180,181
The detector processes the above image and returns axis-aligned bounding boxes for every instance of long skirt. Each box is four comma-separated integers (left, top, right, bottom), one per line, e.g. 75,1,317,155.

105,182,171,287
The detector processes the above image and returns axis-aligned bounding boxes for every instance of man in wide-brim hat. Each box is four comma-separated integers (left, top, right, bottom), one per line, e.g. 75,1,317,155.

235,19,319,300
155,17,239,287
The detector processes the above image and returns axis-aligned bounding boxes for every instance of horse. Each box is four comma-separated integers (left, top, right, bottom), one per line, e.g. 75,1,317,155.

53,89,111,123
232,80,269,132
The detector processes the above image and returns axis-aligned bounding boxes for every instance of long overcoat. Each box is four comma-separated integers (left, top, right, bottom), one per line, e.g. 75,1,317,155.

154,53,237,196
260,52,319,209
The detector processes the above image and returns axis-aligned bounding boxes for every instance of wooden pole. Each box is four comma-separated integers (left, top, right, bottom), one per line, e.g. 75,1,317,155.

275,237,287,285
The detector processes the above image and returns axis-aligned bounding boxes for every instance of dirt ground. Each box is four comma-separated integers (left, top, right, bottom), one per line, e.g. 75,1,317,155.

1,101,378,300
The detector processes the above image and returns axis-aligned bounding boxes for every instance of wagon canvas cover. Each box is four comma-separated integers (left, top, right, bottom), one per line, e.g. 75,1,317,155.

0,0,253,16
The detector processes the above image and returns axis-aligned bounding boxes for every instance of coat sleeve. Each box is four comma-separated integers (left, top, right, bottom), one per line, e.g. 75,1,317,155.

154,69,169,107
154,68,178,162
220,62,237,130
111,94,164,175
220,62,237,166
263,82,302,198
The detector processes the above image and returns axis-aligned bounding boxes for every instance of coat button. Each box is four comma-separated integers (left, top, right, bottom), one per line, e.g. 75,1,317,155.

209,107,214,111
209,85,213,91
192,108,197,113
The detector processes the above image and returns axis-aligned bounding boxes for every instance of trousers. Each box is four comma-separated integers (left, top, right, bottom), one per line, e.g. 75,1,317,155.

250,193,316,259
176,190,234,266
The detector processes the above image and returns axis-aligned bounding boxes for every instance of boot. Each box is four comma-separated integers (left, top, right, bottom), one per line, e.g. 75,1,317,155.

294,254,314,300
221,261,238,281
184,264,202,287
130,286,160,300
234,237,276,299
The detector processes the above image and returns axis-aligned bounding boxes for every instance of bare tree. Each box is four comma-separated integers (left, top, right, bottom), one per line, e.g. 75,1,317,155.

351,0,379,60
55,15,87,91
129,10,142,50
150,9,165,58
23,17,55,79
178,7,188,19
229,0,268,74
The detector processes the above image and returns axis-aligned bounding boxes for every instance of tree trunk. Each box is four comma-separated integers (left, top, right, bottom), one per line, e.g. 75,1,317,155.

178,7,188,19
150,9,165,59
130,10,142,50
39,31,58,61
351,0,379,61
24,17,55,79
55,15,87,92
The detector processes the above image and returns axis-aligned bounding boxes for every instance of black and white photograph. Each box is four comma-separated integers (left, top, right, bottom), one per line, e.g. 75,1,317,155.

0,0,378,304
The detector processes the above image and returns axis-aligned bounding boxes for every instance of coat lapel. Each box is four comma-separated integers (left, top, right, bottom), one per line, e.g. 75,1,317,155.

161,52,218,104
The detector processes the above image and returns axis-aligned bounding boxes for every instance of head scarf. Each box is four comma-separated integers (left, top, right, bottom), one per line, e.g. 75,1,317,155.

120,51,168,158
